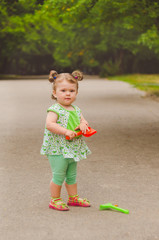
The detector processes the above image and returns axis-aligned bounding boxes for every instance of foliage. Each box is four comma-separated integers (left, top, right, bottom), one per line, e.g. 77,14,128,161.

0,0,159,75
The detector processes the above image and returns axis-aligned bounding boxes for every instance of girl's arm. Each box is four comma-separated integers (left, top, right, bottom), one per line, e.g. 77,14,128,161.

46,112,77,140
80,113,89,126
75,113,89,134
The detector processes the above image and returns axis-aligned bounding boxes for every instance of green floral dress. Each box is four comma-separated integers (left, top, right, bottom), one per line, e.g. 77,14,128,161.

40,103,91,162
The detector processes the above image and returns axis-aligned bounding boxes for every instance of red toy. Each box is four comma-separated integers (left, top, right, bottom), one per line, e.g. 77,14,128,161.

66,127,97,140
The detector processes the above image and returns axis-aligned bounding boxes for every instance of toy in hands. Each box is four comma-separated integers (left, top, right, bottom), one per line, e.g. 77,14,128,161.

99,203,129,214
66,127,97,140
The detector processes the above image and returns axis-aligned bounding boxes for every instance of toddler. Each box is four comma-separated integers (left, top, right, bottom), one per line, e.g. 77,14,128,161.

40,70,91,211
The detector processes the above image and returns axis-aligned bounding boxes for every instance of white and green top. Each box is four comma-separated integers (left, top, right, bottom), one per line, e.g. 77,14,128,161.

40,103,91,162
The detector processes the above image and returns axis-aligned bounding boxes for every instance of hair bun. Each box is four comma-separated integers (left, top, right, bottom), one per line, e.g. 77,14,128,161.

72,70,83,81
49,70,58,83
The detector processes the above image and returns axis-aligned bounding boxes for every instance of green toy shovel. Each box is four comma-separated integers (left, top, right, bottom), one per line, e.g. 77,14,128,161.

99,203,129,214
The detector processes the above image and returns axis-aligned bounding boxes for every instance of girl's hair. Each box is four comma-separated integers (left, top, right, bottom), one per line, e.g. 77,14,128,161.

48,70,83,99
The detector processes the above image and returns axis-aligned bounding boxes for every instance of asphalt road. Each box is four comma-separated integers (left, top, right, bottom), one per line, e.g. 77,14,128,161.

0,77,159,240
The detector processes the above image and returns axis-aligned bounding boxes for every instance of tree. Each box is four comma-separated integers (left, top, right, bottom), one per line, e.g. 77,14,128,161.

0,0,159,75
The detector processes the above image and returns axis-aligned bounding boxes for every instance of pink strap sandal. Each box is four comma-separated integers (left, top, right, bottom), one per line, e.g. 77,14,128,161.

67,195,91,207
49,198,69,211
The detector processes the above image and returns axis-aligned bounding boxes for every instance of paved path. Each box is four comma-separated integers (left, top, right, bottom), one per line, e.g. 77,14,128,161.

0,77,159,240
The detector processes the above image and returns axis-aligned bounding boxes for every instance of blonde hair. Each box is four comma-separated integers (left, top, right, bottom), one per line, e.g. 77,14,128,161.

48,70,83,99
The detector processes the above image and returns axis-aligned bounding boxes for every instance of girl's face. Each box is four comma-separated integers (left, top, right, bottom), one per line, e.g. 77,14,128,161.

53,79,78,107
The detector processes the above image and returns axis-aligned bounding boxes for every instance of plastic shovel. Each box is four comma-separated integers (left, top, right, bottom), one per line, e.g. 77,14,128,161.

66,127,97,140
99,203,129,214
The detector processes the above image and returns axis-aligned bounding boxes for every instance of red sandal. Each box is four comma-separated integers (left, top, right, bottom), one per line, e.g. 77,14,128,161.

49,198,69,211
67,195,91,207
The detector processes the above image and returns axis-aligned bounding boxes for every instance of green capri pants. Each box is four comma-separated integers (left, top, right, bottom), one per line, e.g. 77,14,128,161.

47,155,77,186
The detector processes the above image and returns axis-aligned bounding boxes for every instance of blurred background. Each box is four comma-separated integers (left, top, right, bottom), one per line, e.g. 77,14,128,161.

0,0,159,77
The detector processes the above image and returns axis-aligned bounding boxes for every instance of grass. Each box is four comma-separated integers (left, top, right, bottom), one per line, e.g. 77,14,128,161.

107,74,159,97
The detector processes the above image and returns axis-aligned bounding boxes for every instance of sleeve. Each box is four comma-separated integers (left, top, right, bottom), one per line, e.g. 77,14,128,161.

47,104,60,118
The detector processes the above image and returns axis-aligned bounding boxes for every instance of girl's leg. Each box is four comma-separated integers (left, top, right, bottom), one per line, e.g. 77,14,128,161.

65,182,77,196
50,180,62,198
48,155,68,196
65,159,77,196
48,155,69,211
65,159,91,207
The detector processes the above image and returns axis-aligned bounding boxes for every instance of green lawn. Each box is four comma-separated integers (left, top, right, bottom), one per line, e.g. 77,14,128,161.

108,74,159,97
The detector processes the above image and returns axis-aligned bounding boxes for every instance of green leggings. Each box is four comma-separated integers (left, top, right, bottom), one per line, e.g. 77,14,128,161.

48,155,77,186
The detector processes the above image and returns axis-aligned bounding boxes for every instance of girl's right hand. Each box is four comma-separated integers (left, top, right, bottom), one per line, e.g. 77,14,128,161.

65,130,77,140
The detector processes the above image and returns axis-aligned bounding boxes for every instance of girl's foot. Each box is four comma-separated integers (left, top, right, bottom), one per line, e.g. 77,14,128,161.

67,195,91,207
49,197,69,211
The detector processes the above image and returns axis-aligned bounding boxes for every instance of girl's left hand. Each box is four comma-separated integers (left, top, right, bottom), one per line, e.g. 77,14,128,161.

75,122,89,134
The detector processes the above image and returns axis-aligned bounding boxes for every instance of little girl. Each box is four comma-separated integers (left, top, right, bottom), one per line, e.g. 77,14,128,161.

40,70,91,211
